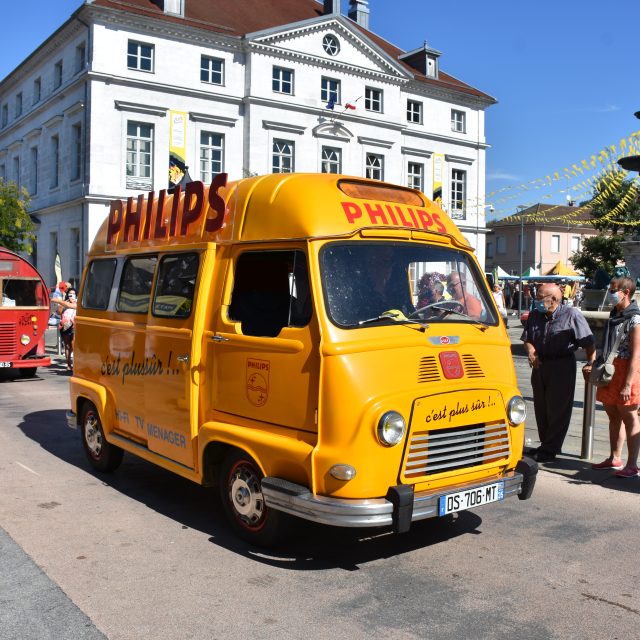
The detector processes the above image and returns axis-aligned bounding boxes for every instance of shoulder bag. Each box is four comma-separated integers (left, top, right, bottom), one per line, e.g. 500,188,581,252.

589,320,628,387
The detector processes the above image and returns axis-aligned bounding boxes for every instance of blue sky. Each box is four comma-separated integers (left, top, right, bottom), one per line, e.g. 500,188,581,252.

3,1,638,219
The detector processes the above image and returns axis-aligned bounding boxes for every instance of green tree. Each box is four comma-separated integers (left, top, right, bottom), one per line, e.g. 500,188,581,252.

0,179,35,253
570,235,624,280
586,169,640,236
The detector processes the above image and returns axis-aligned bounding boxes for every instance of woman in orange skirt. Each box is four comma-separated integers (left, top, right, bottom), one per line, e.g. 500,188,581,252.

586,277,640,478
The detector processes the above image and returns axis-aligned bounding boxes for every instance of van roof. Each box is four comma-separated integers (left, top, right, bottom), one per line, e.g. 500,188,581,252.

90,173,470,255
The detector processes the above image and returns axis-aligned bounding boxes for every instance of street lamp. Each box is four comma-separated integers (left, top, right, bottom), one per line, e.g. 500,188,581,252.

618,111,640,172
517,205,526,318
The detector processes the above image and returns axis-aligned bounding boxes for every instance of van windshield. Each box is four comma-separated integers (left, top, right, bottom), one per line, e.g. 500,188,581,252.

320,241,497,328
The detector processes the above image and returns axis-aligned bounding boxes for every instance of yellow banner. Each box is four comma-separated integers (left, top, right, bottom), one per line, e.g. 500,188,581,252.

169,110,187,189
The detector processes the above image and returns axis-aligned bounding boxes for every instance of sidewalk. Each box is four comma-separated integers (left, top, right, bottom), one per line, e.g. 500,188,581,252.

505,315,611,465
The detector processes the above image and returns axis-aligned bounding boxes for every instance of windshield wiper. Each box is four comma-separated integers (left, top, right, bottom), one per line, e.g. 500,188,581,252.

358,310,428,328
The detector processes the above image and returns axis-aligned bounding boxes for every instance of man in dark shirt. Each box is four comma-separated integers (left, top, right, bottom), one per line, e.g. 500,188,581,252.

521,283,596,462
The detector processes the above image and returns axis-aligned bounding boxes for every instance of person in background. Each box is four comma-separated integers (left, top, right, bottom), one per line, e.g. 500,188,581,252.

588,277,640,478
492,284,508,323
57,288,77,370
521,283,596,462
446,271,483,319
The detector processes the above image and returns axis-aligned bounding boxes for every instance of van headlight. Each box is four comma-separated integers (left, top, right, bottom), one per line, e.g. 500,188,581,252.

20,334,31,346
377,411,406,446
507,396,526,425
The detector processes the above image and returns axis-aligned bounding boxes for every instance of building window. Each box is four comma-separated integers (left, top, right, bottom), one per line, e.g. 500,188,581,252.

75,43,86,73
126,122,153,185
51,135,60,188
450,169,466,219
199,131,224,184
496,236,506,254
272,139,294,174
1,104,8,127
30,147,38,195
33,78,41,105
13,156,20,190
486,242,494,259
407,100,422,124
70,228,81,286
407,162,424,191
54,60,63,88
517,231,527,253
322,34,340,56
365,87,383,113
200,56,224,85
71,124,82,181
321,77,340,107
15,93,22,118
272,67,294,95
571,236,580,253
164,0,183,15
551,234,561,253
127,41,154,72
451,109,466,133
0,164,5,181
366,153,384,181
321,147,341,174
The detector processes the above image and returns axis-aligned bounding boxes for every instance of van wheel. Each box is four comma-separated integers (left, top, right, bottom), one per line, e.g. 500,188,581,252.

18,367,37,379
80,404,123,472
219,450,285,547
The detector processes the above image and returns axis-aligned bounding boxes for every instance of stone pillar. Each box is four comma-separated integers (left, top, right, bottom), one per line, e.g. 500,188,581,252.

621,240,640,280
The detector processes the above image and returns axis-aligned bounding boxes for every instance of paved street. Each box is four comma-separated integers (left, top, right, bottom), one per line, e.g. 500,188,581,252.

1,326,639,640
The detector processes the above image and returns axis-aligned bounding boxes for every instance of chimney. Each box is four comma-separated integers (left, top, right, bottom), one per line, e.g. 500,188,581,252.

323,0,340,15
348,0,370,29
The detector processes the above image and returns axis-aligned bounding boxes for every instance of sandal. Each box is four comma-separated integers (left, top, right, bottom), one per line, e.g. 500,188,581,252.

614,466,639,478
591,457,624,470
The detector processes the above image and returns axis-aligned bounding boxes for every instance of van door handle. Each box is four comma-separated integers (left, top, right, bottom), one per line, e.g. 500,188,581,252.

176,354,190,363
212,335,230,342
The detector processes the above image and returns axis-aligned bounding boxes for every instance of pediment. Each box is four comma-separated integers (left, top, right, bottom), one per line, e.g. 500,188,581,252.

248,17,408,80
312,120,354,142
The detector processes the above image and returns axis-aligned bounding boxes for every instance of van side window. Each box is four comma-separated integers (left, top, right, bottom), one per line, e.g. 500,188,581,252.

82,259,117,310
116,256,157,314
153,253,199,318
229,250,312,337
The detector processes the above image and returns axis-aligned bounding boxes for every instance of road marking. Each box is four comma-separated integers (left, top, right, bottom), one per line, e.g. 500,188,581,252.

15,461,40,476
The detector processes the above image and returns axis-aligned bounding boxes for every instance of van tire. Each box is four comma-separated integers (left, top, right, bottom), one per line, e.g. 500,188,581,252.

80,404,124,473
219,449,286,547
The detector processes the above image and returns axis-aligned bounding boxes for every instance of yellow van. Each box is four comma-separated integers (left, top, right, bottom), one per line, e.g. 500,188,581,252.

67,173,536,545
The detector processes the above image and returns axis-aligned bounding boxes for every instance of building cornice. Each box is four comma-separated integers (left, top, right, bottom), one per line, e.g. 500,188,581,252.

190,112,238,127
357,136,394,149
114,100,168,117
262,120,306,135
445,153,474,165
43,114,64,129
401,146,433,158
404,128,489,150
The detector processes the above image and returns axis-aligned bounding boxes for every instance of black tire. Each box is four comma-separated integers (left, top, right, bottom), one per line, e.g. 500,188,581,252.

18,367,37,379
219,449,286,547
80,403,124,472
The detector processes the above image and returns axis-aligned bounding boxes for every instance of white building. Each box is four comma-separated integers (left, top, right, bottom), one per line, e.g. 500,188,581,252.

0,0,495,286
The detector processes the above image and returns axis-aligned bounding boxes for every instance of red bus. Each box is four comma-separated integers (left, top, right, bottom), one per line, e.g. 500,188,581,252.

0,247,51,377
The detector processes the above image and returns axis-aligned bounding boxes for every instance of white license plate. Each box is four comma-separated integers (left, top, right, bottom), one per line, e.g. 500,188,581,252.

439,481,504,516
0,362,10,368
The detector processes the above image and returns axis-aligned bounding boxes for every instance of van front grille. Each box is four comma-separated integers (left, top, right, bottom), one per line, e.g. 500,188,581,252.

0,323,17,359
462,354,484,378
403,422,510,478
417,354,485,383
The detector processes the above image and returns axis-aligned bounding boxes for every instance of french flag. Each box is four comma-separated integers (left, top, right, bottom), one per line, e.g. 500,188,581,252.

345,103,357,110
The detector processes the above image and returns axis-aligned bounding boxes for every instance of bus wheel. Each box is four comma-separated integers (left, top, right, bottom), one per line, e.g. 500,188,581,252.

80,404,123,472
18,368,37,379
219,450,285,547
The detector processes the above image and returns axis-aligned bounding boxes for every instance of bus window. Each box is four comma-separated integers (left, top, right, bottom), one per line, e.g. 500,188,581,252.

152,253,199,318
82,259,117,310
116,256,157,314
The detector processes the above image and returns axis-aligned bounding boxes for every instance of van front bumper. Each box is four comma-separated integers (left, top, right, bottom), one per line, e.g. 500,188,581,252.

262,457,537,532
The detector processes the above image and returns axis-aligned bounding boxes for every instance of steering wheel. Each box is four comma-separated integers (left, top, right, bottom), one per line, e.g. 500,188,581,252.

408,299,464,320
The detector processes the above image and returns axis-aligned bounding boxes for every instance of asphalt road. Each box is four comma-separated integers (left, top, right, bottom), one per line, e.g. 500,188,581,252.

1,349,639,639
